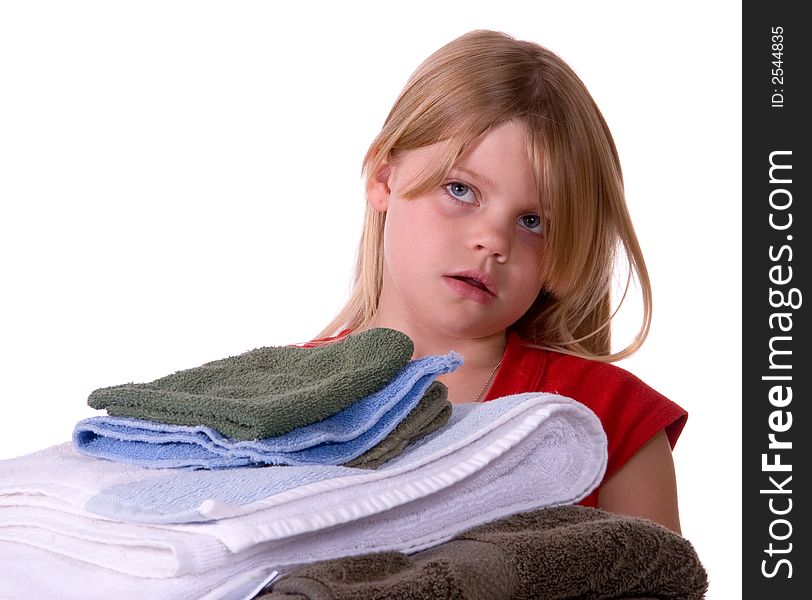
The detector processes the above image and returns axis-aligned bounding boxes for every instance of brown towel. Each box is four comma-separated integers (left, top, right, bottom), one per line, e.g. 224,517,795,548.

259,506,708,600
345,381,451,469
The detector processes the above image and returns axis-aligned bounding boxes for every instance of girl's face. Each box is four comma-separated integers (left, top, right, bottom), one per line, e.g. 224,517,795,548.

368,121,546,341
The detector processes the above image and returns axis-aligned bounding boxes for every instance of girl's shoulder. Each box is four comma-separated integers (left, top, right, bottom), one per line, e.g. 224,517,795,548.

490,331,687,472
493,330,661,398
298,330,352,348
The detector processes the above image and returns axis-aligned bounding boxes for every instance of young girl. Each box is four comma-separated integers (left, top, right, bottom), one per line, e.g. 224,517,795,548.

317,30,687,533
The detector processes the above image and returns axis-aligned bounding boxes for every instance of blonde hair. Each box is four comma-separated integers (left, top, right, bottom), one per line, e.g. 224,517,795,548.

320,30,651,362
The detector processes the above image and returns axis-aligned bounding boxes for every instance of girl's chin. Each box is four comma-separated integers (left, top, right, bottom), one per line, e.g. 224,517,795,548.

415,316,509,341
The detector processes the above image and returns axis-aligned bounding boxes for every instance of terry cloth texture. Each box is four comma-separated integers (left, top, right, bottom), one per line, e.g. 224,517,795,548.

74,354,459,469
260,506,708,600
87,327,414,440
346,382,451,469
81,393,606,533
0,393,606,595
0,540,282,600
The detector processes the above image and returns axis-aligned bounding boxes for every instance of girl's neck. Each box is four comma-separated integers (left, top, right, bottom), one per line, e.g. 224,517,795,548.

362,317,508,403
366,314,504,359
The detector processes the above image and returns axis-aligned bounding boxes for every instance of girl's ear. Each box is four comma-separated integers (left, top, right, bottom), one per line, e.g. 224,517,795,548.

366,162,392,213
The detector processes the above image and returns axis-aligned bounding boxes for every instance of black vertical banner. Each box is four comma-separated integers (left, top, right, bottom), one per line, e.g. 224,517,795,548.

743,3,810,598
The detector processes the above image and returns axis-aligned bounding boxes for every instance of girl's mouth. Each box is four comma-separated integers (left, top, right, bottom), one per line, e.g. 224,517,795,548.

450,275,491,293
443,273,497,304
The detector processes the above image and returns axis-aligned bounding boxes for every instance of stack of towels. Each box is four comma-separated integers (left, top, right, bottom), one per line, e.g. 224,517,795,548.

71,328,461,470
0,328,706,599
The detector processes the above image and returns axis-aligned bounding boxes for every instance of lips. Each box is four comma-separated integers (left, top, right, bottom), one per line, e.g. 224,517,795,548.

455,276,487,290
450,275,491,294
444,270,497,304
446,270,496,295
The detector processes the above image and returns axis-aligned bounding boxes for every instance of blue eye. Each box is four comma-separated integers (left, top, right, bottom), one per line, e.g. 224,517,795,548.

519,214,543,234
444,182,477,204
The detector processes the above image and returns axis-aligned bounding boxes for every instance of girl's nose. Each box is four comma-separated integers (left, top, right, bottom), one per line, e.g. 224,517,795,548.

470,218,511,263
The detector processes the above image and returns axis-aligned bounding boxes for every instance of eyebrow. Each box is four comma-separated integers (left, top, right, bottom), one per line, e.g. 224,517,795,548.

451,166,497,191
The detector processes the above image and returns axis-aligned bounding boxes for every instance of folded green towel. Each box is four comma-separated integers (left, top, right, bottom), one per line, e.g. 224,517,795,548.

260,506,708,600
88,328,414,441
346,380,451,469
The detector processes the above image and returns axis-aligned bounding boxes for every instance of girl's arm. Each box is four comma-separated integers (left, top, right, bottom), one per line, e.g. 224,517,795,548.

597,429,682,533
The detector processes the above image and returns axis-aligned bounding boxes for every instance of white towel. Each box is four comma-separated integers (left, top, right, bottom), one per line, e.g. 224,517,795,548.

0,540,281,600
0,393,607,599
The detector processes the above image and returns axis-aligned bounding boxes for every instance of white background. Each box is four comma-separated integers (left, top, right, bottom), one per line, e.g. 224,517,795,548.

0,1,741,598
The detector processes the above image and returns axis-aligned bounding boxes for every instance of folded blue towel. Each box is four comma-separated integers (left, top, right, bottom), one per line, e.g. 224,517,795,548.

73,353,462,469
